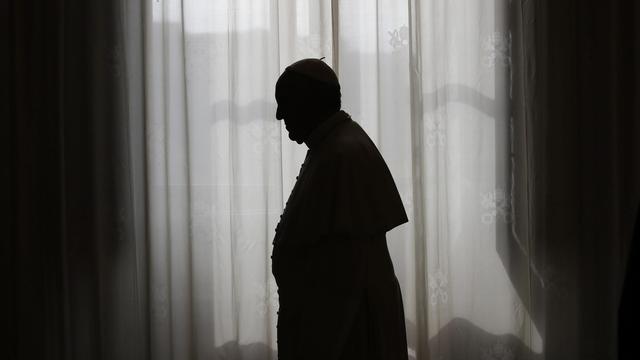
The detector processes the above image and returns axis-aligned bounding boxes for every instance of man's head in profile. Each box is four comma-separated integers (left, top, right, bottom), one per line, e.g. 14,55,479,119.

275,58,341,144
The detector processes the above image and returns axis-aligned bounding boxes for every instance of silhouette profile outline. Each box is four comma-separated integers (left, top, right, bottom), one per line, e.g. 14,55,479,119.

271,58,409,359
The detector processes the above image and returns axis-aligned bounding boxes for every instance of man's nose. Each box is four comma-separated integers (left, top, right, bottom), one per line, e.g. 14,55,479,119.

276,107,283,120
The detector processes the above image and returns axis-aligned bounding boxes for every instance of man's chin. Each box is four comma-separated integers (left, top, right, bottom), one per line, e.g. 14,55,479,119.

288,132,305,144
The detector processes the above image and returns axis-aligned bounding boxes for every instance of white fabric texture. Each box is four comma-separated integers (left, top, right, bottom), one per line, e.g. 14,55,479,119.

144,0,541,359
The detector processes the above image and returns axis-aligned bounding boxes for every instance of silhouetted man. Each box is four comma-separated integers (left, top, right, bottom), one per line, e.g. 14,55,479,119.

271,58,409,360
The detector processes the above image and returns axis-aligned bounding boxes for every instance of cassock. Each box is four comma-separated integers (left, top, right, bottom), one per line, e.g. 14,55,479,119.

271,110,409,360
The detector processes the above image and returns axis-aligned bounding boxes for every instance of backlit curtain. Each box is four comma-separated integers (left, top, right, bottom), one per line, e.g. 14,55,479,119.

145,1,556,360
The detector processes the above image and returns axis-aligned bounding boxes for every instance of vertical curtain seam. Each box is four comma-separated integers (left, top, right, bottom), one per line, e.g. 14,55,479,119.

140,0,152,356
331,0,340,77
178,0,195,356
58,0,72,357
407,0,428,358
160,0,175,356
226,0,241,341
517,0,536,349
120,0,148,357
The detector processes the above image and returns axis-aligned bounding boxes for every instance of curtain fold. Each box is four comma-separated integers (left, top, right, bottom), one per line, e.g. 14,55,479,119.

7,0,148,358
526,1,640,358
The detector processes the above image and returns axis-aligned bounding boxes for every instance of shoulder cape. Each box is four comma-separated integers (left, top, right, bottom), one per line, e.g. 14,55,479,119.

274,113,408,249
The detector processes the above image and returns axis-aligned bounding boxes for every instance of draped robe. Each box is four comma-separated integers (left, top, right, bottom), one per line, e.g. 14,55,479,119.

271,110,409,360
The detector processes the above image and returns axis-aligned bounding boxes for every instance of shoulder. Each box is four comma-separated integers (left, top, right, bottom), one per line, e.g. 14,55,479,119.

323,118,378,161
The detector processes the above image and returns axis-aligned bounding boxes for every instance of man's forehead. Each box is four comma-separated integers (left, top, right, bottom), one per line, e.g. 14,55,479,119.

274,82,290,101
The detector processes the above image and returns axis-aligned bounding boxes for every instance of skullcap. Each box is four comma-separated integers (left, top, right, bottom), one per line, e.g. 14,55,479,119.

285,58,339,87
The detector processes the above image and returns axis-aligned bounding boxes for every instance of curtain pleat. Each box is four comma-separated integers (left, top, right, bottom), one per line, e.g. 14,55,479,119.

6,0,149,359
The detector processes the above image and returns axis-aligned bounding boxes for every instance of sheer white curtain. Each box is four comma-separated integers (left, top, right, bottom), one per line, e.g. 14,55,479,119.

144,0,541,359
